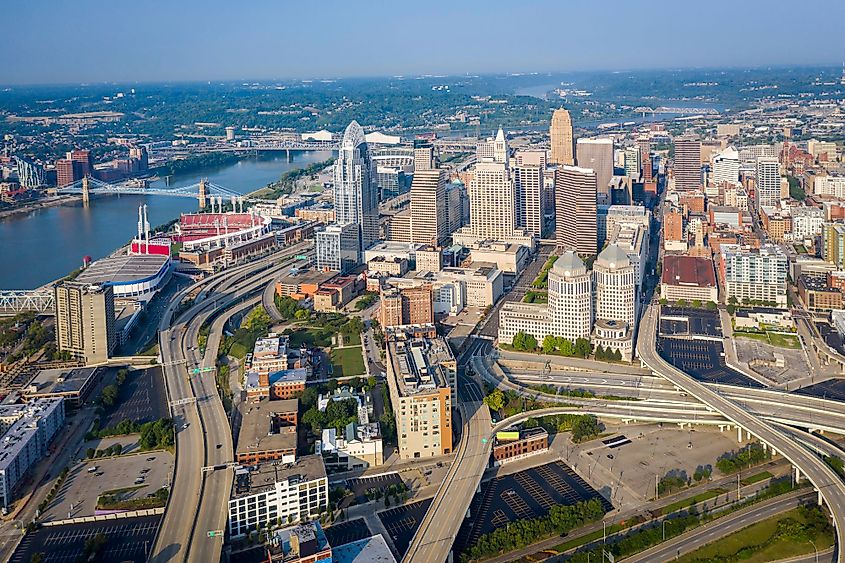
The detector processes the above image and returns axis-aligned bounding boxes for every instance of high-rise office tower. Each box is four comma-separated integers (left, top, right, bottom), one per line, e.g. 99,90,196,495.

576,138,613,198
514,149,547,169
624,146,641,178
410,168,448,245
69,150,92,178
638,136,653,181
712,146,740,187
55,159,77,187
333,121,379,252
593,244,636,327
476,127,510,166
555,165,597,256
413,139,437,171
673,135,702,190
548,251,593,340
755,156,781,208
550,108,575,166
469,160,514,240
54,282,116,364
445,183,469,234
514,165,544,238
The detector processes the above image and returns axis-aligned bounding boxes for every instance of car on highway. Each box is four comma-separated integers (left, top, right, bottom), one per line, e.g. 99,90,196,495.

216,443,222,449
182,423,189,430
87,466,98,473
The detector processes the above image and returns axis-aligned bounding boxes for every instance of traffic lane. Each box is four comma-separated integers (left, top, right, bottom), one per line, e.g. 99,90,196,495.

624,491,811,563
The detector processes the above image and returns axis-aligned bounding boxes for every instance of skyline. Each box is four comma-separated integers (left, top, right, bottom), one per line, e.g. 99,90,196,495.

2,0,844,86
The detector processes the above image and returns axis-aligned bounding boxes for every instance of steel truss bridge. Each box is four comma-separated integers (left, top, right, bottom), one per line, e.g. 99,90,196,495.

57,176,243,200
0,290,54,315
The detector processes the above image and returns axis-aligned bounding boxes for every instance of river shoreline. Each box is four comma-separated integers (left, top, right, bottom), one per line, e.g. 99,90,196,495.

0,194,84,222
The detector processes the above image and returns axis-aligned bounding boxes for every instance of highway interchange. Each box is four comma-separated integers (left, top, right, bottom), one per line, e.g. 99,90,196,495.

141,238,845,563
149,242,310,563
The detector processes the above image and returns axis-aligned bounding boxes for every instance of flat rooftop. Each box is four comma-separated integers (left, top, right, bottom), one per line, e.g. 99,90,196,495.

332,534,397,563
26,367,101,395
232,455,327,499
253,336,286,359
388,336,453,396
0,398,63,471
75,253,169,285
236,399,299,457
277,268,337,287
662,255,717,288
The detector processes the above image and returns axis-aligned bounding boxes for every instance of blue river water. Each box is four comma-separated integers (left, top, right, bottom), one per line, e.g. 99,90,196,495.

0,151,333,289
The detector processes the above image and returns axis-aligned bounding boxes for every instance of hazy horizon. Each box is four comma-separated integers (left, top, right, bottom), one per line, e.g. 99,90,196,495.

2,0,844,86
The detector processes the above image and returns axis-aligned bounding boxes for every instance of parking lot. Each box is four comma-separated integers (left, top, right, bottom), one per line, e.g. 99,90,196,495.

797,379,845,402
658,337,762,387
346,472,404,505
660,307,722,337
455,460,612,554
324,518,373,547
377,498,432,559
42,453,173,522
101,367,168,428
562,422,745,510
10,515,160,563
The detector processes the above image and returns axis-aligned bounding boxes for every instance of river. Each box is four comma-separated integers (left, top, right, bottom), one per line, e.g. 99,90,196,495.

0,150,333,290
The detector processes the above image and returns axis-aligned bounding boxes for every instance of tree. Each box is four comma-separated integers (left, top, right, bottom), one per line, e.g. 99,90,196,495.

542,335,557,354
571,415,602,443
294,309,310,321
658,298,668,306
612,349,622,362
691,299,702,309
30,554,45,563
595,345,606,360
559,338,574,357
574,338,592,358
728,296,738,305
676,299,689,308
706,301,717,310
483,389,505,412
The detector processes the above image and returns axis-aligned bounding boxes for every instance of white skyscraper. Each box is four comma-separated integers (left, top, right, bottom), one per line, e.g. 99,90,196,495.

476,127,510,166
333,121,379,252
712,146,740,187
469,160,515,240
548,252,593,341
755,156,781,209
593,244,636,328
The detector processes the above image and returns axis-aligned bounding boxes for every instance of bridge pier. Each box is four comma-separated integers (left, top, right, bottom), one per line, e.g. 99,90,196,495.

198,178,208,209
286,148,290,162
81,175,90,206
794,465,802,484
737,426,743,442
819,489,824,507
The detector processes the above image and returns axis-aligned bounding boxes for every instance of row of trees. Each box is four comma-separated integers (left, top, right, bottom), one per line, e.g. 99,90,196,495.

716,443,771,474
462,498,605,561
301,398,359,434
659,298,718,310
594,345,623,362
86,417,174,451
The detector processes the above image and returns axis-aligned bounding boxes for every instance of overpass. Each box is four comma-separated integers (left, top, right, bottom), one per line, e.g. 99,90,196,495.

638,304,845,562
405,326,845,562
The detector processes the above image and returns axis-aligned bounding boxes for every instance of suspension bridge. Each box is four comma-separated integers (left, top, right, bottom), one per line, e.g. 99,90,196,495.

56,176,245,208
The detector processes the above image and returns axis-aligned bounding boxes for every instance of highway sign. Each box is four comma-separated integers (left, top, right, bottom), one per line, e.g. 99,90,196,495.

190,367,215,374
207,530,223,538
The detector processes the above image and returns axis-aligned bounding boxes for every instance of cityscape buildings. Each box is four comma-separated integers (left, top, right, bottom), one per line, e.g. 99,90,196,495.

555,165,598,255
673,135,702,190
575,138,613,200
54,281,116,364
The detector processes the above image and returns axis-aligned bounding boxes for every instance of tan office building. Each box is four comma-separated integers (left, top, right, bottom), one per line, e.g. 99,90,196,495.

385,330,454,459
550,108,575,165
576,138,613,198
469,160,515,240
410,168,448,245
54,282,116,364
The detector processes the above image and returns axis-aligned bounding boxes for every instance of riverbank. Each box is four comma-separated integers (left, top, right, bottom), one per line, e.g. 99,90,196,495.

0,194,83,222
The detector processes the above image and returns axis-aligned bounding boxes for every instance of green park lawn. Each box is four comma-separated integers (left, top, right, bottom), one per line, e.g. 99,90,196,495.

676,507,833,563
330,346,366,377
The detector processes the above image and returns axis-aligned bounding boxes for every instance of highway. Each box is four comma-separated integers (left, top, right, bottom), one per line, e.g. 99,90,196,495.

150,242,310,563
402,339,492,563
624,490,815,562
638,304,845,563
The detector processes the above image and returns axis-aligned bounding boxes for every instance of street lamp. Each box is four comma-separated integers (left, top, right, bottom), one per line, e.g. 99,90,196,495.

809,539,818,563
662,519,668,541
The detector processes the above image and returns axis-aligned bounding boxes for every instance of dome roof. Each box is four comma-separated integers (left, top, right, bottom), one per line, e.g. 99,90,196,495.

551,251,586,277
595,244,631,270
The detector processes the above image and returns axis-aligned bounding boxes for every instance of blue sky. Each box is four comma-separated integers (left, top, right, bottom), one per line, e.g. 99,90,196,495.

2,0,844,85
